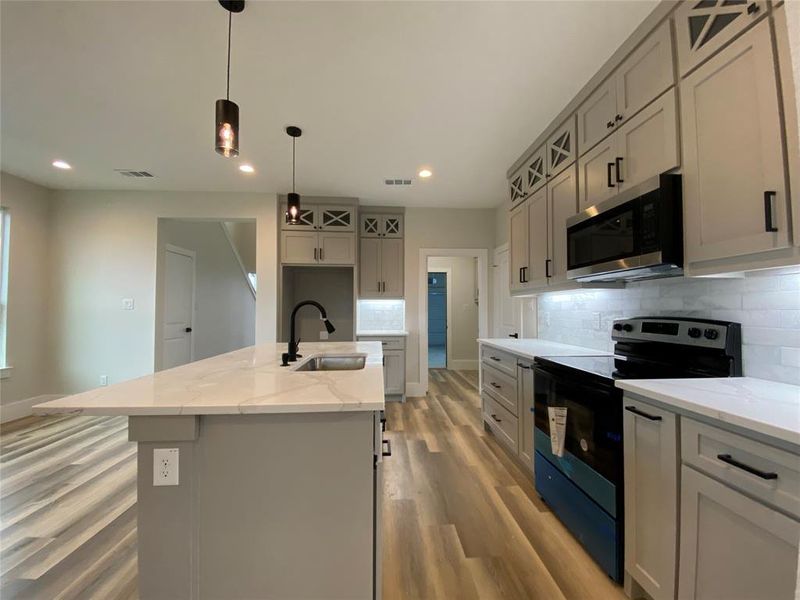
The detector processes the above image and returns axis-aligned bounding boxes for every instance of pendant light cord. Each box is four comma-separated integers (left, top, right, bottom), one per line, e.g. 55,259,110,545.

292,137,296,193
226,11,232,100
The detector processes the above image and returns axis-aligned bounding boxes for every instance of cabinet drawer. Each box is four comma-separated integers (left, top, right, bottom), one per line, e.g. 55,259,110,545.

681,418,800,519
481,364,517,416
358,336,405,351
480,345,518,378
483,393,519,453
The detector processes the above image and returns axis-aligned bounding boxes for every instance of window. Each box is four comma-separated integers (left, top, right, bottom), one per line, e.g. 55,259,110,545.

0,207,9,368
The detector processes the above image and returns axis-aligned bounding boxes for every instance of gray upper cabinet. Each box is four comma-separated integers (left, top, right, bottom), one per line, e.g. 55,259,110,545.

675,0,768,77
547,165,578,284
526,187,549,289
319,205,355,232
616,21,675,125
508,166,526,208
525,145,548,197
681,18,790,263
359,214,404,298
578,20,675,157
509,201,530,292
577,79,618,157
577,135,617,211
360,214,403,239
546,117,577,180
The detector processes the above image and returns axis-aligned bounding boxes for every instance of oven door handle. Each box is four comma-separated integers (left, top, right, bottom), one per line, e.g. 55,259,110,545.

624,405,662,421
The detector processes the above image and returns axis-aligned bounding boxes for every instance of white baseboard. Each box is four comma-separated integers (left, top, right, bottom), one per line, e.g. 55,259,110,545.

1,394,63,424
449,359,479,371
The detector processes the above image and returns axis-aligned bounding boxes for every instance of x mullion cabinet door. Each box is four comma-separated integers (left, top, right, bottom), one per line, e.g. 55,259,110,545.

319,205,355,232
546,117,576,180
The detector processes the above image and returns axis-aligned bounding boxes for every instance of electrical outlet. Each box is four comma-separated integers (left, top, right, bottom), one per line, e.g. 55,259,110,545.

319,330,329,340
122,298,135,310
100,375,108,386
153,448,179,486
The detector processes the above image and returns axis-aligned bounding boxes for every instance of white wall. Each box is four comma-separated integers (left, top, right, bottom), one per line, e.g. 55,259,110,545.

157,220,255,364
494,203,508,247
535,270,800,385
0,173,54,406
48,190,278,394
223,221,257,274
404,207,496,390
428,256,479,369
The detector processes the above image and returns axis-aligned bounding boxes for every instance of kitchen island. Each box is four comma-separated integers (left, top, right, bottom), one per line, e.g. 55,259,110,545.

35,341,386,600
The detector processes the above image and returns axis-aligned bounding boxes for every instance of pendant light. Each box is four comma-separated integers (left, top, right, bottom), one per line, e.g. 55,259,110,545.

286,126,302,224
215,0,245,157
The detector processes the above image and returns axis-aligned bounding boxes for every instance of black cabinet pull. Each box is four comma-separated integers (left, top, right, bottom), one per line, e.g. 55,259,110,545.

518,363,530,369
764,191,778,232
382,439,392,457
519,267,523,283
606,120,614,129
490,413,502,423
523,266,528,282
545,258,552,278
624,405,662,421
489,356,501,362
185,327,193,333
607,162,616,188
615,157,624,183
314,248,318,260
717,453,777,480
615,114,623,122
747,2,760,14
509,333,519,339
490,382,501,389
319,248,324,261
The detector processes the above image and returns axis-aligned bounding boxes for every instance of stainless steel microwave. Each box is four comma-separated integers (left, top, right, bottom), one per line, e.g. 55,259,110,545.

566,173,683,282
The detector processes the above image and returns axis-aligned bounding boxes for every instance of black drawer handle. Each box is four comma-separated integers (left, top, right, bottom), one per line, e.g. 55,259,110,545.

717,453,777,480
382,439,392,457
607,162,615,188
489,356,501,362
625,405,662,421
490,382,501,389
764,191,778,232
747,2,760,14
490,413,502,423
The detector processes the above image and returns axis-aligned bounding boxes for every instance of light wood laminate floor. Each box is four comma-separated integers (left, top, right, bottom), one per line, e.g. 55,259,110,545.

1,369,625,599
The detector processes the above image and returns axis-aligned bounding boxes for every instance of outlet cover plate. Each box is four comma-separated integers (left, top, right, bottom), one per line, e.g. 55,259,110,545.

153,448,179,486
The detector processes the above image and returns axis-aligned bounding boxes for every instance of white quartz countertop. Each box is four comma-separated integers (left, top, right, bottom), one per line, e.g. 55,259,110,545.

478,338,611,360
33,342,386,417
356,330,409,337
617,377,800,447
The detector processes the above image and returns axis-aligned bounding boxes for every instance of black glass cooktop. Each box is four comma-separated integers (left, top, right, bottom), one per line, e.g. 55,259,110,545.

537,355,619,380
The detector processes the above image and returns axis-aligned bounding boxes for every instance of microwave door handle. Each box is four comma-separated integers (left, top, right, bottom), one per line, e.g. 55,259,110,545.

607,162,615,188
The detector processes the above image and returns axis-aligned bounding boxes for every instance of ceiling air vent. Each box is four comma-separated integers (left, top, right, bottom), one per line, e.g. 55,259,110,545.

115,169,155,178
384,179,412,186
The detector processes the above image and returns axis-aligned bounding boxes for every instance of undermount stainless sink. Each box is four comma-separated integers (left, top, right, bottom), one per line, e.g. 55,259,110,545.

293,354,367,372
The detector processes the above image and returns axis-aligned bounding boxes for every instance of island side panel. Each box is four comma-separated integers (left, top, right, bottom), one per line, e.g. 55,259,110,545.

132,411,377,599
196,412,376,599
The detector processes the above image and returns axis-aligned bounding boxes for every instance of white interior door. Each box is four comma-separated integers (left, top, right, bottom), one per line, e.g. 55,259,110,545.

493,246,519,338
162,245,195,370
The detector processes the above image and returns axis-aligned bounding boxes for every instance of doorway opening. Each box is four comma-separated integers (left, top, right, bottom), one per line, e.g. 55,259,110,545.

427,271,449,368
155,218,257,371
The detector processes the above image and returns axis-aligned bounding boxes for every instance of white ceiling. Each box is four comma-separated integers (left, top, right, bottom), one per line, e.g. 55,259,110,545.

0,0,657,208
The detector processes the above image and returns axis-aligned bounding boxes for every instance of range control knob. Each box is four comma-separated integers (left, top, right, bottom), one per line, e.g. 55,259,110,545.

613,323,623,331
622,324,634,332
704,328,719,340
688,327,702,338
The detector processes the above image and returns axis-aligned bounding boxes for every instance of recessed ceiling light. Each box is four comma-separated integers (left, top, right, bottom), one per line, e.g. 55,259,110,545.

52,160,72,170
239,164,255,173
418,168,432,178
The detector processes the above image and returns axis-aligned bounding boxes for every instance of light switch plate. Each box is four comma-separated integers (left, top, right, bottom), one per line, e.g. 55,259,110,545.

153,448,179,486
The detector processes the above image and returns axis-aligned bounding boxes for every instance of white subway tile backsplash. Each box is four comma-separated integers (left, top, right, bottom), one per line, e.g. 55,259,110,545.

356,299,405,332
536,272,800,385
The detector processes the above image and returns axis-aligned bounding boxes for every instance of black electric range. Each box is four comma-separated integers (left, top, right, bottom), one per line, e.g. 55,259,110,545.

532,317,742,582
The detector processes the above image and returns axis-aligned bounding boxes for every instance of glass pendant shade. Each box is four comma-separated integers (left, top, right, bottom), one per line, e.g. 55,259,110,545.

287,192,301,224
215,99,239,157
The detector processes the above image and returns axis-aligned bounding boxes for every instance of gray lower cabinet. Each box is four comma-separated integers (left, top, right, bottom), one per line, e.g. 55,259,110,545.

623,399,679,600
678,465,800,600
624,395,800,600
358,335,406,400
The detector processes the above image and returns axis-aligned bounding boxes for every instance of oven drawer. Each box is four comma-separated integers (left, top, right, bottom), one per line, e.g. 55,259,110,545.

681,418,800,519
480,345,518,378
483,392,519,453
481,364,517,416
